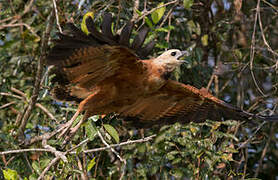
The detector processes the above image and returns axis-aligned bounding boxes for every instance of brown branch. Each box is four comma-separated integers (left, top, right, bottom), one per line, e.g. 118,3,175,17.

0,92,24,100
18,10,55,138
0,101,16,109
11,87,26,98
35,103,57,121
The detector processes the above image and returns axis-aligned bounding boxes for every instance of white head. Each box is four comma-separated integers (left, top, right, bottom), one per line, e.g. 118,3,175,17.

153,49,189,71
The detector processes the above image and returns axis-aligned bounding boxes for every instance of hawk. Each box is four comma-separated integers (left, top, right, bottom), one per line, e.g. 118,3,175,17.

46,13,278,136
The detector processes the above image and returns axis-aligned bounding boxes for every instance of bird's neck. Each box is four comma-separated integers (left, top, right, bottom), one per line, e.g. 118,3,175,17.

149,59,176,80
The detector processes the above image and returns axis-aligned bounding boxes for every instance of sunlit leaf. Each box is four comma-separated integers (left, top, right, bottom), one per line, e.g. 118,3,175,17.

103,124,119,143
87,157,96,172
32,161,40,174
151,2,166,24
40,159,51,169
85,121,97,141
201,34,208,46
3,169,18,180
183,0,194,10
145,17,153,28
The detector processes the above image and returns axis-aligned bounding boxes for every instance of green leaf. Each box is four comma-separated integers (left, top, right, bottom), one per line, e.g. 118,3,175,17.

28,174,37,180
183,0,194,10
145,17,153,28
3,168,18,180
103,124,119,143
201,34,208,46
40,159,51,169
87,157,96,172
151,2,166,24
85,121,97,141
32,161,40,174
135,9,142,16
234,49,242,59
81,12,94,35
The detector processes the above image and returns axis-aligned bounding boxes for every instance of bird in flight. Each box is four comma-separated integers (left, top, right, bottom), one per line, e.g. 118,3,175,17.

46,13,278,137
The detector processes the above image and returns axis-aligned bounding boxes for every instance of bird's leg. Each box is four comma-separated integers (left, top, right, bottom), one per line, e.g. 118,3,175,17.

62,111,90,144
58,108,82,138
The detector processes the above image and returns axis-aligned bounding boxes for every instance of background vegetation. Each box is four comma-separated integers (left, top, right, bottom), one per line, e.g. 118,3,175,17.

0,0,278,179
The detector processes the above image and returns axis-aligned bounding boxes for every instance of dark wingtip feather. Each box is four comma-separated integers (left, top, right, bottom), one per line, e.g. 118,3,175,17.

86,17,116,44
132,26,149,50
137,41,155,58
101,13,114,39
119,21,134,46
64,23,87,39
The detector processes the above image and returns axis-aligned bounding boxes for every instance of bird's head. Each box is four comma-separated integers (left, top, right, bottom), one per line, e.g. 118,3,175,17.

153,49,189,72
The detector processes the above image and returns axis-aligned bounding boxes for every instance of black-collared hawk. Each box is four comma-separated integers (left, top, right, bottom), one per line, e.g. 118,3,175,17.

46,13,278,135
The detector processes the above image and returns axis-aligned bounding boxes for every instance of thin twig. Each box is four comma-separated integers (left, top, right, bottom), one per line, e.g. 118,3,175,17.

158,5,176,28
0,148,56,155
135,0,178,23
97,130,126,164
0,23,40,40
249,0,266,97
254,123,274,177
80,134,156,154
1,90,57,121
1,135,156,155
237,121,266,149
11,87,26,98
0,101,16,109
35,103,57,121
0,92,24,100
52,0,63,33
257,0,278,57
38,156,60,180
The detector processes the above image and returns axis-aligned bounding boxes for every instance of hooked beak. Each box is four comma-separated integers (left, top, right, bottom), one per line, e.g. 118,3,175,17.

177,51,189,63
177,50,189,59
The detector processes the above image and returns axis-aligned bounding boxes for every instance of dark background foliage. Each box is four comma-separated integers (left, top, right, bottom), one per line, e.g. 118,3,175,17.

0,0,277,179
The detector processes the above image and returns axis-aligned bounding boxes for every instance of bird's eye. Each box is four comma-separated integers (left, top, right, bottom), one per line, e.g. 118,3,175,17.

171,52,176,56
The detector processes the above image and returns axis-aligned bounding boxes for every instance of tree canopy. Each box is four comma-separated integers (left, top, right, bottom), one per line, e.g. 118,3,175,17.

0,0,278,179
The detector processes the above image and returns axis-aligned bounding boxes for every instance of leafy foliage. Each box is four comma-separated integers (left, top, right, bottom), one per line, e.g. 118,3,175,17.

0,0,278,179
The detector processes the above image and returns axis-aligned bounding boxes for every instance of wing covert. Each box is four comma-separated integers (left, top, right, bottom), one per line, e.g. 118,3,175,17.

120,80,252,128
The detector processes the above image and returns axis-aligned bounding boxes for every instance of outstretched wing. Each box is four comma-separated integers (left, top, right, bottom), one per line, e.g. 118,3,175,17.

46,13,155,102
119,80,254,128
